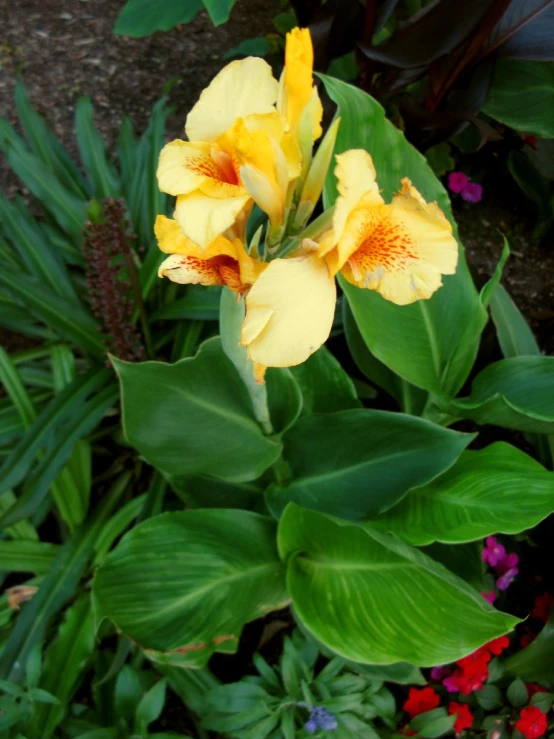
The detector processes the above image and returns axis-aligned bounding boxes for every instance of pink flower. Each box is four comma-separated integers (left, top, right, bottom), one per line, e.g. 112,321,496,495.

448,171,469,194
430,666,450,681
482,537,506,567
497,566,518,591
497,552,519,574
481,590,497,604
461,182,483,203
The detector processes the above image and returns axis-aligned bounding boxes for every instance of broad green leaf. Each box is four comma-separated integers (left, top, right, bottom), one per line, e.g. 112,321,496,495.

505,613,554,684
114,0,203,36
321,74,485,397
0,345,36,429
29,596,95,739
224,37,271,59
75,97,121,198
344,660,425,685
289,346,361,415
0,473,129,682
267,409,473,520
93,510,288,665
203,0,238,25
14,79,89,198
92,495,145,566
0,540,58,574
0,271,103,356
445,357,554,434
483,60,554,138
370,443,554,545
343,301,427,414
490,285,540,358
278,504,519,666
422,542,484,591
134,679,166,733
114,338,282,481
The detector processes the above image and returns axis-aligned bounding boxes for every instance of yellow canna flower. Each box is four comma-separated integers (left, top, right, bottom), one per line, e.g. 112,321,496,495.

157,57,302,247
156,215,264,293
156,215,336,380
279,27,323,142
318,150,459,305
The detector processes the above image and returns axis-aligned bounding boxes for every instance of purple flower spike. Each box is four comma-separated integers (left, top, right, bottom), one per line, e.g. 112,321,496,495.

461,182,483,203
308,706,338,732
448,171,469,194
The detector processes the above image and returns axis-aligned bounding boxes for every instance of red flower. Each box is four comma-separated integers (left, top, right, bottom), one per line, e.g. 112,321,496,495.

527,683,548,699
521,133,538,150
403,687,440,717
448,702,474,733
485,635,510,656
521,628,538,648
516,706,548,739
531,593,554,624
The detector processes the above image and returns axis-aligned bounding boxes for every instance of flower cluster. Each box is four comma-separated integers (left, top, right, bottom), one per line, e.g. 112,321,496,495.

448,171,483,203
431,636,510,695
154,27,459,381
482,536,519,592
403,687,474,735
516,706,549,738
304,705,338,733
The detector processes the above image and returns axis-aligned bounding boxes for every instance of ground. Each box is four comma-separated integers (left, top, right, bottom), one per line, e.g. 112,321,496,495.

0,0,552,356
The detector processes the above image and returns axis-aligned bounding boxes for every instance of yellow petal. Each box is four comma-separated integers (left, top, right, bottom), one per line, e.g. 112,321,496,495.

185,58,278,143
241,254,336,367
240,163,283,226
283,28,315,131
330,149,384,248
340,181,458,305
157,140,215,196
155,216,263,290
174,192,251,248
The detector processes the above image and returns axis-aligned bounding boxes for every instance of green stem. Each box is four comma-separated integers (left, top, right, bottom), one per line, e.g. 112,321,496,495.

124,249,154,359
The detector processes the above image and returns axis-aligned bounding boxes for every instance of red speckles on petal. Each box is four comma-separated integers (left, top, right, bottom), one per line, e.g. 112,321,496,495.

348,211,417,282
170,254,247,293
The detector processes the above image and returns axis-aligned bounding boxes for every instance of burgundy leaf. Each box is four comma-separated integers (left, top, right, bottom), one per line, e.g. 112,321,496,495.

359,0,495,69
500,4,554,59
480,0,554,59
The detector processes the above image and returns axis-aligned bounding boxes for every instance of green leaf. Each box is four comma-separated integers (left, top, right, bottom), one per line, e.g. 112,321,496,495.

158,664,220,717
0,473,129,682
507,677,528,708
29,595,95,739
484,60,554,138
224,37,271,59
370,442,554,545
151,286,221,321
480,238,510,309
0,540,58,574
278,504,519,666
0,272,103,356
446,357,554,434
93,510,288,666
29,688,61,705
425,143,455,177
267,409,473,520
171,474,261,510
203,0,237,25
343,660,425,685
0,345,36,429
0,383,118,529
289,346,361,415
320,74,485,397
476,684,503,710
505,613,554,684
0,122,86,242
115,664,143,720
530,691,554,712
343,301,427,414
409,708,455,738
134,678,166,733
423,542,484,591
14,79,89,198
26,642,42,689
114,338,282,482
491,285,540,358
75,97,121,198
114,0,203,36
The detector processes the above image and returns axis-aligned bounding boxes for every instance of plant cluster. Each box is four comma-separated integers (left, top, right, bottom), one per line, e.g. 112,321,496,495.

1,13,554,739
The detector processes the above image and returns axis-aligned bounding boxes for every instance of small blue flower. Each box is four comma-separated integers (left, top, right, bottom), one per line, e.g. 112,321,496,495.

306,705,338,732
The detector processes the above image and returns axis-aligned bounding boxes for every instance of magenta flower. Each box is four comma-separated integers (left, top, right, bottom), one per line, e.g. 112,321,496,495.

481,590,497,605
430,666,450,681
448,171,469,194
497,564,519,591
482,537,506,567
461,182,483,203
443,674,462,693
497,552,519,574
